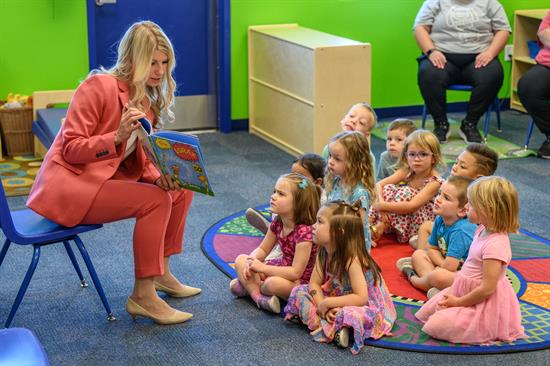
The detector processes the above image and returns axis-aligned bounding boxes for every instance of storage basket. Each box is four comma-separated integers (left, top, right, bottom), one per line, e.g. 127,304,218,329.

527,40,541,59
0,102,34,156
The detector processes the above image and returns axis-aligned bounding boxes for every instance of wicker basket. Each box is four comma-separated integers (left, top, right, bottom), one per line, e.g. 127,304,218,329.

0,103,34,156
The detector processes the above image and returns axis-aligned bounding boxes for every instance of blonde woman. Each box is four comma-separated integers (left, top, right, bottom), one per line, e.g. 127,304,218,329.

27,21,198,325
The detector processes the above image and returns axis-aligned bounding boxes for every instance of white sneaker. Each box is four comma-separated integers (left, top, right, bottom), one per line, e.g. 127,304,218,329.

335,328,350,348
427,287,441,299
396,257,412,271
409,235,418,249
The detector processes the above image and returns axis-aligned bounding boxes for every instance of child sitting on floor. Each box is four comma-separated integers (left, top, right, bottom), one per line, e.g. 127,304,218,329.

396,176,476,298
284,201,396,354
377,119,417,180
369,130,444,245
245,153,326,236
322,102,378,172
411,143,498,250
416,176,525,344
229,173,320,313
325,131,376,252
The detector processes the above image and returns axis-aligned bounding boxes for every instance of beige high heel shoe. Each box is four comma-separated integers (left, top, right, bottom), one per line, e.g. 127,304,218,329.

125,297,192,325
154,281,202,298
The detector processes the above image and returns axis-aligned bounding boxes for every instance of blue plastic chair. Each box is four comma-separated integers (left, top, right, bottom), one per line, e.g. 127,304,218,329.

0,328,49,366
0,182,114,327
421,84,502,143
523,117,536,150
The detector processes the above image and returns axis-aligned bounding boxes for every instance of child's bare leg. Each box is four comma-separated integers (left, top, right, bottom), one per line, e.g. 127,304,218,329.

416,220,433,250
261,277,299,300
427,267,457,290
409,249,436,291
234,254,262,299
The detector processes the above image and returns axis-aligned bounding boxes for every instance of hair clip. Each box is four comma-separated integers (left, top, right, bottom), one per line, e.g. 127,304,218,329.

298,178,309,190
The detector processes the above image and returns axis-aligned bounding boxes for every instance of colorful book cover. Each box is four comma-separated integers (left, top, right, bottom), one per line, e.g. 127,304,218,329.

137,118,214,196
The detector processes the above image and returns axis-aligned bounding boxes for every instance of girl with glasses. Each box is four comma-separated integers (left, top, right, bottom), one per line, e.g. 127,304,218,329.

369,130,444,245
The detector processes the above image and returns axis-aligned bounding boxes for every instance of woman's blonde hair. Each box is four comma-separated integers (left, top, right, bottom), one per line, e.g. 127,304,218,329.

467,176,520,233
315,201,382,286
93,20,176,125
275,172,320,226
324,131,375,201
397,130,445,171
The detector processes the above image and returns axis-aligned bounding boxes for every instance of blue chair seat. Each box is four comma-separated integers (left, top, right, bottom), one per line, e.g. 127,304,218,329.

0,182,114,327
0,328,49,366
421,84,502,143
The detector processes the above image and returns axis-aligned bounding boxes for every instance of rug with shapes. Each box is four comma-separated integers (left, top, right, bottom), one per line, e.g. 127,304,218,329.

201,205,550,354
371,119,537,164
0,155,42,197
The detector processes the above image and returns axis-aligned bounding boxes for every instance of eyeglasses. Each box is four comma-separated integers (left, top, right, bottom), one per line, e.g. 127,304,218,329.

406,151,433,160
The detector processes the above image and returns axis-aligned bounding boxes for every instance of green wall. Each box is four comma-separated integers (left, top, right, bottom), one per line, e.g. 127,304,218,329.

0,0,88,99
231,0,549,121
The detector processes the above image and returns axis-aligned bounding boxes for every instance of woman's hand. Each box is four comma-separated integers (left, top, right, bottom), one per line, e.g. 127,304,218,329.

155,174,180,191
438,294,461,308
475,50,496,68
325,307,341,323
115,104,146,145
428,50,447,69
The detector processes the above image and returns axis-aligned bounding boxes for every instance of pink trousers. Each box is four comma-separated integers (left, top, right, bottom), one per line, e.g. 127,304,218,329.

81,179,194,278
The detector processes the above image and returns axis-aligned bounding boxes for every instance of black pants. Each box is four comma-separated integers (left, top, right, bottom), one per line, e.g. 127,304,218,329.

518,64,550,137
417,53,504,126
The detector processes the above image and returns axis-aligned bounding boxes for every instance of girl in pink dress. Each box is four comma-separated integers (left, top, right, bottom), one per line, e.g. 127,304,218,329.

229,173,320,313
369,130,444,244
284,201,396,354
416,176,525,344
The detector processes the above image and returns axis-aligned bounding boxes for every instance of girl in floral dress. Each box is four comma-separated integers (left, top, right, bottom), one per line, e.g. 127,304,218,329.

369,130,444,244
284,201,396,354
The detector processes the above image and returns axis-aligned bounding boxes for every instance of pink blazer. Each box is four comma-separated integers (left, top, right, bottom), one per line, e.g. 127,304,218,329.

27,74,161,227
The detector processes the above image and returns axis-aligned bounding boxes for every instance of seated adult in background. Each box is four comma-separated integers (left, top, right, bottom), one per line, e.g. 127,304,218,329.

414,0,511,144
518,10,550,159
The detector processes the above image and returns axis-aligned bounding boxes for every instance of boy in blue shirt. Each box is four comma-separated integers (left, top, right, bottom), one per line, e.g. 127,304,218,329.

396,176,476,298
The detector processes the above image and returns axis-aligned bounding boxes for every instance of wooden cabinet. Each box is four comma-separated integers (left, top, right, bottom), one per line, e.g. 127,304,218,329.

511,9,548,112
248,24,371,156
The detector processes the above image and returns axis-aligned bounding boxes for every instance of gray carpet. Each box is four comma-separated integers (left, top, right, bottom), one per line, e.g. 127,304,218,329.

0,110,548,365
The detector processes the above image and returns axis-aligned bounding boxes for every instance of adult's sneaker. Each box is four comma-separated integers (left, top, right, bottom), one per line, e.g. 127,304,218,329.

537,136,550,159
459,120,483,143
433,123,451,144
335,328,350,348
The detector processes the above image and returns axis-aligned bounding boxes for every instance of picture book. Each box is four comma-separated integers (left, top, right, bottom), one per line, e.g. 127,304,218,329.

137,118,214,196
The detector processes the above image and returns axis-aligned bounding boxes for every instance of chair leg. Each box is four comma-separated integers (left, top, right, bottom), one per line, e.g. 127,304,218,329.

483,107,491,144
72,235,115,321
421,104,428,129
524,117,535,150
5,245,41,328
494,98,502,132
0,239,12,267
63,241,88,288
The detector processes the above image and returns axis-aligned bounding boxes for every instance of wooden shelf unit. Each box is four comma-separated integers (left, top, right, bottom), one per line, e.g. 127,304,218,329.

248,24,371,156
510,9,548,112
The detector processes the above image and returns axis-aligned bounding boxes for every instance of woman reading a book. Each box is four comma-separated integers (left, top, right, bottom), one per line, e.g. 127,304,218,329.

27,21,198,325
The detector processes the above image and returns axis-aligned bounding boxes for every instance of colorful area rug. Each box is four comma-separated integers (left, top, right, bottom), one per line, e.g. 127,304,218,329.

201,205,550,354
372,119,537,164
0,155,42,197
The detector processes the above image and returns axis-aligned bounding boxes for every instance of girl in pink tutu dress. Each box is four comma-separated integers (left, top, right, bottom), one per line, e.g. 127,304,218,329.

416,176,525,344
284,201,396,354
369,130,444,245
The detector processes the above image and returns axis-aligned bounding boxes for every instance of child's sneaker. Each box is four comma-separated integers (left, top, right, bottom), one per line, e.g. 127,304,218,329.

402,267,417,280
335,328,350,348
396,257,412,271
245,208,270,234
255,295,280,314
408,235,418,249
229,278,248,297
427,287,441,299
